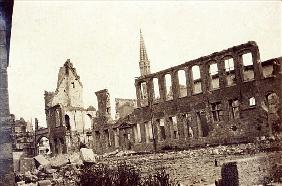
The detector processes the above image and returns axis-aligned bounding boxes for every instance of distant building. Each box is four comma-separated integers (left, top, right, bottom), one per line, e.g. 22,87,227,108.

10,114,35,156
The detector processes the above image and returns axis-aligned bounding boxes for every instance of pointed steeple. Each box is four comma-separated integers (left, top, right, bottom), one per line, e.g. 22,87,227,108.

139,30,151,76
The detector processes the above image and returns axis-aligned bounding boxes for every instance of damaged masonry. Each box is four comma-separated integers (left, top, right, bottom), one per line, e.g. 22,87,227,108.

26,32,281,186
1,2,282,185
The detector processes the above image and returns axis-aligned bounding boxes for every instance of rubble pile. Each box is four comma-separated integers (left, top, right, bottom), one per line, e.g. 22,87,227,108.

15,149,95,186
15,141,282,186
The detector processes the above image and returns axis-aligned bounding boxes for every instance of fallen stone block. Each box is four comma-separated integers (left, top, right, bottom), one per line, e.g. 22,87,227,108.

220,155,272,186
45,168,56,174
49,154,69,168
16,181,25,186
19,157,35,173
34,155,50,169
80,148,97,163
38,180,51,186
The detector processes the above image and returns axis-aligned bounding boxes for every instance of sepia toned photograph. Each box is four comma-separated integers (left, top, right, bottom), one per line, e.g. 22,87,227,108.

0,1,281,185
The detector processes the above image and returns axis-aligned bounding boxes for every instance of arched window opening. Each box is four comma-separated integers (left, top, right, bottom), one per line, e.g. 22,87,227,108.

165,74,173,100
65,114,70,130
224,58,236,86
191,65,202,94
178,70,187,97
153,78,160,101
242,53,254,81
209,63,219,90
84,114,92,130
37,137,50,155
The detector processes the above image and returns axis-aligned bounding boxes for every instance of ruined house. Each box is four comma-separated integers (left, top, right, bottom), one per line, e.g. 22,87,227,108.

36,60,96,155
10,114,35,156
93,32,281,154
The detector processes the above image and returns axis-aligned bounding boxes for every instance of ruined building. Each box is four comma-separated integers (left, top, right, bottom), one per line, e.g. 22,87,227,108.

36,60,96,155
93,32,281,154
10,114,35,156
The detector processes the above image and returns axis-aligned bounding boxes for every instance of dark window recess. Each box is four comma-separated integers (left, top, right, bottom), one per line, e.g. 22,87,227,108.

65,115,70,130
228,99,240,120
211,102,223,122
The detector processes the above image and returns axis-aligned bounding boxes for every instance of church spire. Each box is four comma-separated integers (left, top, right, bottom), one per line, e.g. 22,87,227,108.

139,29,151,76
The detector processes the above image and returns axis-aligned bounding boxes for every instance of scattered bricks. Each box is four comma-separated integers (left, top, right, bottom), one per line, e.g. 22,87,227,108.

19,158,35,173
80,148,97,163
38,180,51,186
34,155,50,169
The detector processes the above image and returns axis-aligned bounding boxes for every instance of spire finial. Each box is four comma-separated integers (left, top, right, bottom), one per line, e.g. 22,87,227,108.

139,30,151,76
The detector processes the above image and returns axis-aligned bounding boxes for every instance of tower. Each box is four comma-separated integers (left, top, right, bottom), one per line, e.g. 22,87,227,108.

139,30,151,76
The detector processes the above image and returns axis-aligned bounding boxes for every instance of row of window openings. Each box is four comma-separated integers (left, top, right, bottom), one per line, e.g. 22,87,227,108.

138,97,257,141
140,53,255,104
93,93,275,147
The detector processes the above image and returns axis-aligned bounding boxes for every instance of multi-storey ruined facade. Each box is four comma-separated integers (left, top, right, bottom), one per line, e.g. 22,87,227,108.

37,60,96,155
93,38,281,154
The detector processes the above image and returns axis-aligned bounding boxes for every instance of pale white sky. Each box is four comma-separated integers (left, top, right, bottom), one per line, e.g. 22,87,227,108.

8,1,281,127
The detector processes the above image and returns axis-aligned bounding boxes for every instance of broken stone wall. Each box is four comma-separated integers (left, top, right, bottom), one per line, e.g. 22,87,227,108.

115,98,137,119
132,41,281,151
93,41,281,154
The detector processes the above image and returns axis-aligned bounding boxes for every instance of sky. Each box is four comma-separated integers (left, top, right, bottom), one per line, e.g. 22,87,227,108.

8,1,281,127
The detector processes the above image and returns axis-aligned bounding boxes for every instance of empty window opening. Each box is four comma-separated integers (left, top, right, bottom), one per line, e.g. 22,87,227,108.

249,97,256,106
145,121,153,142
242,53,254,81
153,78,160,101
113,129,119,148
192,65,202,94
178,70,187,97
196,111,209,137
211,102,223,122
224,58,236,86
65,114,70,130
228,99,240,120
165,74,173,100
159,119,166,141
71,82,75,88
55,109,61,127
169,116,178,139
262,63,274,78
140,82,148,107
209,63,219,90
134,123,141,143
104,129,111,147
183,113,193,138
84,114,92,130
